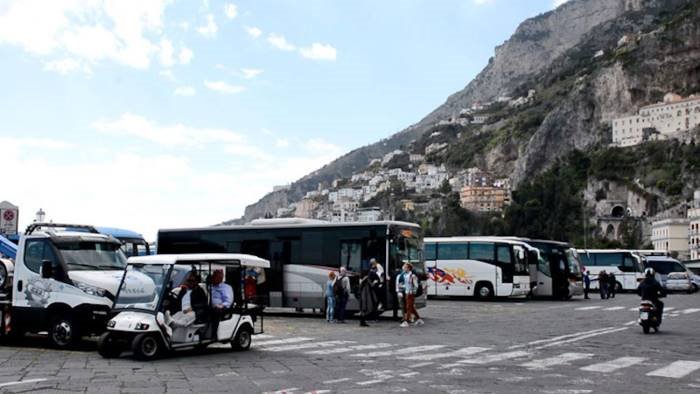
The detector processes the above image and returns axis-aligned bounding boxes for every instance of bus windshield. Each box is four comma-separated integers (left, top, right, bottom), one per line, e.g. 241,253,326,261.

55,241,127,271
566,249,582,275
397,233,425,275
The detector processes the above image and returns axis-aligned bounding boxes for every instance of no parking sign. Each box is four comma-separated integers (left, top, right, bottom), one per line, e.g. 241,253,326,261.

0,201,18,236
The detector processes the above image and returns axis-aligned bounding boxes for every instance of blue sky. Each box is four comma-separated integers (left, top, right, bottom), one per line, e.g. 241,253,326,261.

0,0,567,239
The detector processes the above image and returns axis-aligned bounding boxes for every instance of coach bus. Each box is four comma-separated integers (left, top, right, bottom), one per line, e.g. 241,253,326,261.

424,237,531,299
516,239,584,299
577,249,645,291
157,219,425,315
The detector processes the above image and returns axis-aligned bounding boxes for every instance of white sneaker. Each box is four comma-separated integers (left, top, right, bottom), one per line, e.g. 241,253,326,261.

400,321,409,328
413,318,425,326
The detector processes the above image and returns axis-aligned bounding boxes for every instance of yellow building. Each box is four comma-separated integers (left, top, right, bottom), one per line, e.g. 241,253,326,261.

459,186,510,213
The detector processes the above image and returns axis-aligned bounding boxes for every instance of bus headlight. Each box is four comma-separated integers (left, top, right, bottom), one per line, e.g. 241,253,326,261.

74,281,107,297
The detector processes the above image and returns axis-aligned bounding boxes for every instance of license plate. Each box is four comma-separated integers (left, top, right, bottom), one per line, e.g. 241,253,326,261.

640,312,649,320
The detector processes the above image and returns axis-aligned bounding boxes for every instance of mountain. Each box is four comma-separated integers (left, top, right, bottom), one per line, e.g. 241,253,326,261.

226,0,699,225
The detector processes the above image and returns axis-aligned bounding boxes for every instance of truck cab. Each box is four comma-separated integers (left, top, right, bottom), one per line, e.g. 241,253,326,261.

4,223,129,348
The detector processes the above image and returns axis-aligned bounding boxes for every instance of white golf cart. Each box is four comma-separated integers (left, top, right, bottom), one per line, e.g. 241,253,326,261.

97,254,268,360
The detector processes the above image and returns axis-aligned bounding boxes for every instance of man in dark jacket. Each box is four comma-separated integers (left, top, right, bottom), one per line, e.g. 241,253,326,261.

637,268,666,324
583,270,591,299
608,272,617,299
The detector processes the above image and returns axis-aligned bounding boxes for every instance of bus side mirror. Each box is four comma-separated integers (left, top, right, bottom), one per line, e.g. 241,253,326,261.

41,260,53,279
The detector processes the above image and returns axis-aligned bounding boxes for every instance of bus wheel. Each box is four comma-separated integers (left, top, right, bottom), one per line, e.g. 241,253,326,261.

232,325,252,351
97,332,122,358
475,283,493,300
48,316,79,349
132,333,162,360
614,282,623,293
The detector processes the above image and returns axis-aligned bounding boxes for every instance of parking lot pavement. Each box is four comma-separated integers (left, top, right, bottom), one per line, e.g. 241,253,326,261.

1,292,699,393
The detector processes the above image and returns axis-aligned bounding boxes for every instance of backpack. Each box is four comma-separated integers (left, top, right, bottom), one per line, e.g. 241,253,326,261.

333,277,344,297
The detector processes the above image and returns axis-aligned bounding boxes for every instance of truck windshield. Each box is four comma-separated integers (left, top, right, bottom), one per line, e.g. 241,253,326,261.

55,241,127,271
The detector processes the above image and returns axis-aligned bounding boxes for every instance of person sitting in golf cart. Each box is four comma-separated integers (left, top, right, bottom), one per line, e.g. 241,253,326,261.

210,269,234,335
167,271,208,328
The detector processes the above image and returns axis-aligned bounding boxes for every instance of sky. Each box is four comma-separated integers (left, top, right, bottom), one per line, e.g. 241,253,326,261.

0,0,569,240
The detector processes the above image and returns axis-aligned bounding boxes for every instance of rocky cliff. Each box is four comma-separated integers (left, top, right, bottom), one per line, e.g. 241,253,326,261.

228,0,699,224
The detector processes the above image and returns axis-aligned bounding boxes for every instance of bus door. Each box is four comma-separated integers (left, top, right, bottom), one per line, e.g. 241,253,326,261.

424,243,439,297
433,243,470,297
550,251,568,298
619,253,641,289
240,239,274,307
532,251,553,297
494,243,514,296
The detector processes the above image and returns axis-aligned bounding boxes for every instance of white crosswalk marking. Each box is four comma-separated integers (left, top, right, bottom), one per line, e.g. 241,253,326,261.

254,337,314,347
255,334,275,340
581,356,646,373
646,361,700,378
509,327,616,350
306,343,394,355
629,307,638,312
664,307,676,312
603,306,625,311
520,353,593,370
262,340,355,352
576,306,602,311
458,350,530,365
682,308,700,314
398,347,490,361
352,345,446,358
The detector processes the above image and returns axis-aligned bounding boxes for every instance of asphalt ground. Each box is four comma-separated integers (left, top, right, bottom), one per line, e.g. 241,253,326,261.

1,292,699,393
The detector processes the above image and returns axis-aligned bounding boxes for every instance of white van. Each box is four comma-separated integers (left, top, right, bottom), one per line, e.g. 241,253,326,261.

1,223,138,348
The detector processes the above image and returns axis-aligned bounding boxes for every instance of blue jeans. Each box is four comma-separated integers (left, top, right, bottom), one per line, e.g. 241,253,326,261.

326,296,335,321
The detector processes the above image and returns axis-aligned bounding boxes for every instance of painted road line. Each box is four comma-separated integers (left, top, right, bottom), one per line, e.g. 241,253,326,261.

624,320,637,326
410,362,435,369
322,378,351,385
262,340,355,352
629,307,638,312
509,327,616,350
254,337,314,347
458,350,531,365
664,307,676,312
0,379,48,388
399,372,420,377
603,306,626,311
356,379,387,386
575,306,602,311
682,308,700,314
398,347,490,361
352,345,446,358
306,343,394,355
581,356,646,373
520,353,593,370
533,327,628,350
255,334,276,340
646,361,700,378
305,390,330,394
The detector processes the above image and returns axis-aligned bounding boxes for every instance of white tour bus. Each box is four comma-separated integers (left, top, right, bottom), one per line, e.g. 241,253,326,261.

424,237,531,299
577,249,645,291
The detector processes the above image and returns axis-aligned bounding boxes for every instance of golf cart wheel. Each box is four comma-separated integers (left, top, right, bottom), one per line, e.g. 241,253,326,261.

642,325,650,334
232,325,253,351
132,333,162,360
97,332,122,358
48,316,79,349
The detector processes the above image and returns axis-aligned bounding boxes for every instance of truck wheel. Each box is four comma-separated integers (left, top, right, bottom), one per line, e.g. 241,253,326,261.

475,283,493,300
97,332,122,358
231,325,252,351
132,333,162,360
49,316,79,349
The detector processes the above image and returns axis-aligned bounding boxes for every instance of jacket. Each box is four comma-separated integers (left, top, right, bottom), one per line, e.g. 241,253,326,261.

359,277,378,316
637,277,666,304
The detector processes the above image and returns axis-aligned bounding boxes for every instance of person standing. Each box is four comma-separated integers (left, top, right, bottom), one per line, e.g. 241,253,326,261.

325,271,336,323
396,263,424,327
583,270,591,299
358,270,377,327
608,272,617,299
369,258,385,310
336,267,351,323
598,270,608,300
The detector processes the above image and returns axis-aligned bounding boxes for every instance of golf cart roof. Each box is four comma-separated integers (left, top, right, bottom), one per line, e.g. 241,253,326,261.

128,253,270,268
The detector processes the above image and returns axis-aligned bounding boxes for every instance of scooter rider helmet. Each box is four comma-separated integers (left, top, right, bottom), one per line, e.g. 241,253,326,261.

644,267,655,278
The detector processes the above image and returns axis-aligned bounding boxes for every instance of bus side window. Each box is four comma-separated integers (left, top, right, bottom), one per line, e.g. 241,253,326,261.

469,242,495,263
424,243,437,261
621,255,636,272
496,245,512,265
340,241,362,272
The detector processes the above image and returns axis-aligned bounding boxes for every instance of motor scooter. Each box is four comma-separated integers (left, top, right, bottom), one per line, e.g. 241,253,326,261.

638,300,660,334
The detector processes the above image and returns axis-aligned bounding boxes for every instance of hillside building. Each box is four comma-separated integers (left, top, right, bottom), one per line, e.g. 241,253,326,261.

612,93,700,147
688,190,700,260
651,218,690,260
460,186,510,213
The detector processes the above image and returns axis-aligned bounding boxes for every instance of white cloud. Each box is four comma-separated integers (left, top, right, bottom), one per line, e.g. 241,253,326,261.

553,0,569,8
0,137,74,151
240,68,263,79
43,58,91,75
267,33,296,51
159,38,174,67
0,0,170,71
224,3,238,19
159,69,175,80
204,80,245,94
245,26,262,39
197,14,218,38
179,47,193,64
179,21,190,31
472,0,495,5
299,43,337,61
92,113,244,147
275,138,290,148
174,86,196,96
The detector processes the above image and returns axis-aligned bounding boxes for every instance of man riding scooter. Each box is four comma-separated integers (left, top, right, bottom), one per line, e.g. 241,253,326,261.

637,268,666,329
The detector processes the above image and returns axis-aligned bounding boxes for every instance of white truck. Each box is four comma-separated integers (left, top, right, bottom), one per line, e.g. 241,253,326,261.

0,223,138,348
